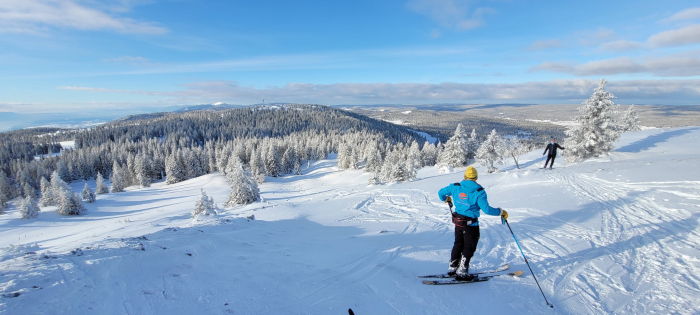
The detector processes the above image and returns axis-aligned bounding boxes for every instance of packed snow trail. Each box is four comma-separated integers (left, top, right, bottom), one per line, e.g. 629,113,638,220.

1,127,700,314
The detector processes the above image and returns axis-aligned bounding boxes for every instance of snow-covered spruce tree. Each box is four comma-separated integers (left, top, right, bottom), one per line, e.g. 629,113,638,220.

22,182,38,199
95,172,109,194
192,189,217,218
293,155,303,175
39,177,54,207
466,129,479,160
364,147,383,173
420,141,437,167
50,171,71,198
475,129,505,173
57,160,71,183
110,161,125,193
336,142,350,170
135,154,153,188
82,183,96,203
224,157,260,206
502,138,530,169
620,104,641,133
264,145,281,177
437,123,469,169
165,151,188,184
56,188,86,216
0,172,12,210
19,196,40,219
408,141,422,169
564,79,621,163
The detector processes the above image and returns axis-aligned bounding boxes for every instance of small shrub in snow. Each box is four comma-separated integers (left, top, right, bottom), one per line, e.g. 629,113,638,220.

19,197,40,219
95,172,109,194
437,164,453,174
82,183,96,203
502,138,530,169
192,189,217,218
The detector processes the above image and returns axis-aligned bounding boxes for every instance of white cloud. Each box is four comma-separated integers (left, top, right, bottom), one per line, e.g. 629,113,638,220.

660,7,700,23
58,79,700,105
648,24,700,47
530,50,700,77
598,40,644,52
0,0,167,35
406,0,494,30
526,39,562,51
576,28,616,46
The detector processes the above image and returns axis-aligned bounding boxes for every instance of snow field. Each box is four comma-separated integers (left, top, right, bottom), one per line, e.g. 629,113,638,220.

2,127,700,314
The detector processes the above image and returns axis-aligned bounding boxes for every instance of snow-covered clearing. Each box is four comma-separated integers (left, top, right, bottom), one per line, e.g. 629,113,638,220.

2,127,700,314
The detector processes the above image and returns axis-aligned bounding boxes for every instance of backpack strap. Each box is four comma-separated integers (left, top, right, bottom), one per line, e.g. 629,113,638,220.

476,187,484,192
453,183,461,186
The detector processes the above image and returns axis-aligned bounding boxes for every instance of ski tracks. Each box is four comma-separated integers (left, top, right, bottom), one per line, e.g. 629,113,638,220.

540,169,700,314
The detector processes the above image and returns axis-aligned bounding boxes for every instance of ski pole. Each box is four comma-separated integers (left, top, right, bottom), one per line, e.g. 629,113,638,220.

503,218,554,308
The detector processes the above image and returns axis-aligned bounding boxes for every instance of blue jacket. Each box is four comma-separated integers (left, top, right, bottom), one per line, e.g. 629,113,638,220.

438,180,501,226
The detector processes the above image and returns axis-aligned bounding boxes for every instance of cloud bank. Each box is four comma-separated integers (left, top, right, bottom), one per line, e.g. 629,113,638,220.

57,79,700,106
0,0,167,34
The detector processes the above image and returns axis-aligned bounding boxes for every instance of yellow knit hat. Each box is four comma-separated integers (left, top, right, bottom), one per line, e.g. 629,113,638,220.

464,166,478,181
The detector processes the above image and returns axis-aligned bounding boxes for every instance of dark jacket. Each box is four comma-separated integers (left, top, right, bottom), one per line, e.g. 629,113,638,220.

543,143,564,156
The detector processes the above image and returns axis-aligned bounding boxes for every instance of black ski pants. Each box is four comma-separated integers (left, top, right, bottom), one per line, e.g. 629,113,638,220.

544,154,556,168
450,225,480,269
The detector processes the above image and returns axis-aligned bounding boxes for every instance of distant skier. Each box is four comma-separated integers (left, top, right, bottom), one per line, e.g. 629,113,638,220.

543,138,564,169
438,166,508,281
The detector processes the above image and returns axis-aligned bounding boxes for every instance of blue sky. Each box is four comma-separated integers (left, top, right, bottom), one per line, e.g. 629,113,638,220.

1,0,699,113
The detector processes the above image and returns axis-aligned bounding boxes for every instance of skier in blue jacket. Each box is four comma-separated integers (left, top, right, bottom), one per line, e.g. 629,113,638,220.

438,166,508,281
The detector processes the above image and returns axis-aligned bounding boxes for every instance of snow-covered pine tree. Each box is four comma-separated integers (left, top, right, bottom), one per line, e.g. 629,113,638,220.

336,142,348,170
39,176,54,207
264,145,281,177
364,146,382,173
437,123,469,168
0,172,12,209
502,137,529,169
56,188,86,215
293,155,303,175
19,196,40,219
564,79,621,163
50,171,71,198
95,172,109,194
224,157,260,206
110,161,125,192
466,129,479,160
408,141,422,169
82,183,96,203
620,104,641,133
135,154,153,188
22,182,38,199
57,160,71,183
420,141,437,167
192,189,217,217
475,129,505,173
280,147,293,174
367,173,380,186
165,151,187,184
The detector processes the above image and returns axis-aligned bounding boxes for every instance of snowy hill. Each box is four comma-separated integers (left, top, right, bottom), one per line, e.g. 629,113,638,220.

2,127,699,314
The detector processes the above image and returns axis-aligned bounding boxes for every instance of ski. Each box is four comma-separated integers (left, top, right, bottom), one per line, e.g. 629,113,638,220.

422,270,523,285
418,264,510,279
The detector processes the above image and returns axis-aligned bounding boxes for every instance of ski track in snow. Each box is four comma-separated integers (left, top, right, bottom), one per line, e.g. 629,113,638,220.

530,168,700,314
2,127,700,314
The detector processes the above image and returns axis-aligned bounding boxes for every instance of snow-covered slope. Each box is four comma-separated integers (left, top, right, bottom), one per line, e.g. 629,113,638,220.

2,127,699,314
